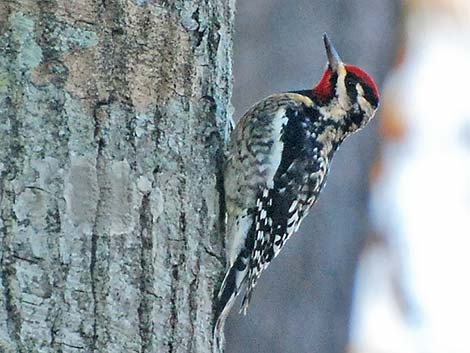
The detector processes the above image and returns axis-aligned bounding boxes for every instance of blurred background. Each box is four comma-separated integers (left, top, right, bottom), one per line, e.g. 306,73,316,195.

227,1,470,353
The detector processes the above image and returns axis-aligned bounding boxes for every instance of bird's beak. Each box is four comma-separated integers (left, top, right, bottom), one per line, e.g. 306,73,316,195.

323,33,343,72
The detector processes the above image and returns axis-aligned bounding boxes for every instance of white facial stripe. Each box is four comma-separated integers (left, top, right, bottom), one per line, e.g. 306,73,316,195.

355,82,375,117
358,94,374,118
336,65,350,110
356,83,364,96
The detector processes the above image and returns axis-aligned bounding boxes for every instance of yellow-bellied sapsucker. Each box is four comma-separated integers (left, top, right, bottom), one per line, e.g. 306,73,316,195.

213,34,379,348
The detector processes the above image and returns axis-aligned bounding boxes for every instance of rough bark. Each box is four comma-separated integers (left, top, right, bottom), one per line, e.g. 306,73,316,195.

0,1,234,352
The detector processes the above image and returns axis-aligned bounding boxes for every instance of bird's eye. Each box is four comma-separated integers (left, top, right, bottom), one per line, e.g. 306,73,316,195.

346,79,355,87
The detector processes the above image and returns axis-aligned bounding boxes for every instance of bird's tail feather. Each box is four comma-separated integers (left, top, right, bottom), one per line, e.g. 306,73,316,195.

213,259,248,353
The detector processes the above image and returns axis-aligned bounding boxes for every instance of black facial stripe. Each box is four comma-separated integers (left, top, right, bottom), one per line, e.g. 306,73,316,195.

350,111,364,126
329,72,338,87
363,85,379,107
345,72,358,101
346,72,378,108
329,72,338,99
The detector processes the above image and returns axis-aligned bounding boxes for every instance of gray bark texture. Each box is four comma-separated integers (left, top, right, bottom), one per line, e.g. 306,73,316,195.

0,1,234,353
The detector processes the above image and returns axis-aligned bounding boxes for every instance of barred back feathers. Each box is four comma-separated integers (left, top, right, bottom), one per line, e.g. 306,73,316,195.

213,34,379,352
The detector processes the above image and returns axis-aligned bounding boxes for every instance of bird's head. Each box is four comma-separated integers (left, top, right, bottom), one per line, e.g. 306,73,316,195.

312,34,379,132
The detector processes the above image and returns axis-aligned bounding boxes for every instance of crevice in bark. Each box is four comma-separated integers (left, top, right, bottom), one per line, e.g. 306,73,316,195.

177,172,187,240
191,8,205,47
3,98,24,183
1,207,22,353
89,204,99,353
179,212,187,234
168,263,179,353
215,151,226,247
213,138,228,315
89,103,108,352
48,201,67,352
98,0,130,105
206,16,221,72
1,70,24,351
203,244,224,263
63,342,85,350
11,254,39,264
36,1,60,67
138,192,153,353
188,254,201,350
49,297,60,350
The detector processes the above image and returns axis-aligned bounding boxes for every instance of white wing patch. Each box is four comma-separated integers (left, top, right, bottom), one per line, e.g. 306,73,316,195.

227,213,253,266
264,108,288,188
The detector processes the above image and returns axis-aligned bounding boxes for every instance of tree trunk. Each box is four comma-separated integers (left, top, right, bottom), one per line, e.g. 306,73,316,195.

0,1,234,352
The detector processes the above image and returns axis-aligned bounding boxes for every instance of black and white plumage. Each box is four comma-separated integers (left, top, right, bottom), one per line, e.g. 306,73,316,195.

213,34,379,350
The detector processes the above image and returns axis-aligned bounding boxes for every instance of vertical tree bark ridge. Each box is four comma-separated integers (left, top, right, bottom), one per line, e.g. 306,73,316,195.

0,1,234,352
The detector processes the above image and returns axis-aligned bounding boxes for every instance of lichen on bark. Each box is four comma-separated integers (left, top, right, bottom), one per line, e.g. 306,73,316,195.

0,1,234,352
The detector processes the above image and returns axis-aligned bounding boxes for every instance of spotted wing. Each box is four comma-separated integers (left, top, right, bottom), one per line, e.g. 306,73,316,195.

240,104,327,312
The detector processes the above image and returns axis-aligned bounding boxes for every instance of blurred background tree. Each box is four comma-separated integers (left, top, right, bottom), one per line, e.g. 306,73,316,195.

351,1,470,353
226,1,401,353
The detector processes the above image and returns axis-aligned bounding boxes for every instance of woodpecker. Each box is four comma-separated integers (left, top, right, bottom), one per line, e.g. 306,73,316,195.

213,34,379,350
